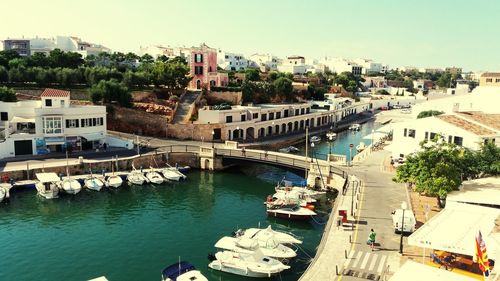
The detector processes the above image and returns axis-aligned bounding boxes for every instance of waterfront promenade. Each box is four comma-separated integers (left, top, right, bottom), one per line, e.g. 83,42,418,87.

300,150,408,281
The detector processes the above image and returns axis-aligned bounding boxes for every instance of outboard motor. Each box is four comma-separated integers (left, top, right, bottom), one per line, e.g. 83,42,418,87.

207,253,217,262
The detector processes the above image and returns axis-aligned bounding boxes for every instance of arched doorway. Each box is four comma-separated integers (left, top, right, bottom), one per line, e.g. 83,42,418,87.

287,122,293,132
275,125,280,135
281,123,287,134
267,126,273,135
294,121,299,131
196,80,201,89
246,127,255,141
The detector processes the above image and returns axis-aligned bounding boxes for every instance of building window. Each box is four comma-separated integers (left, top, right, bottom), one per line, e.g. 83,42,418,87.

0,112,8,121
60,100,65,107
194,54,203,63
276,112,281,119
261,114,267,121
241,115,246,122
448,135,452,143
301,108,305,115
496,79,500,83
194,66,203,75
306,108,310,114
252,113,258,119
430,132,437,140
486,78,492,82
45,99,52,107
226,116,233,123
92,118,97,126
43,116,62,134
295,109,299,115
269,112,274,120
424,132,428,140
453,136,463,146
65,119,79,128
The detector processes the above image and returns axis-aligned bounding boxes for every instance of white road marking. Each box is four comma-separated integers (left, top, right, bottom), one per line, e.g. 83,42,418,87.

351,251,363,268
368,254,378,271
359,252,371,270
377,255,387,274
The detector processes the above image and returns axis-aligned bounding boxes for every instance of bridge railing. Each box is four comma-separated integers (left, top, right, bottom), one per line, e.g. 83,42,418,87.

155,145,201,153
216,148,310,169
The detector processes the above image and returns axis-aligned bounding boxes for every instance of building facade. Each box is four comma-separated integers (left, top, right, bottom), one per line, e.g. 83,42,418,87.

277,56,308,74
479,72,500,87
1,39,31,56
188,44,228,90
196,101,370,141
0,89,107,159
217,51,249,71
249,53,280,72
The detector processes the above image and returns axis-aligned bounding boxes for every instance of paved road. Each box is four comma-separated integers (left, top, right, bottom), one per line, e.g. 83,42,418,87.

339,150,408,281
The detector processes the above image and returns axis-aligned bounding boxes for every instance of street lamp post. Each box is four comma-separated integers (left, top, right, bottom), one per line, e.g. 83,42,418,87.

399,201,407,254
349,144,353,167
310,142,315,163
371,129,375,148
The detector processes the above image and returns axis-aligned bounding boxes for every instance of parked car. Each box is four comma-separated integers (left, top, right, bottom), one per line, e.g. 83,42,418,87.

392,105,402,109
391,209,416,233
379,106,389,110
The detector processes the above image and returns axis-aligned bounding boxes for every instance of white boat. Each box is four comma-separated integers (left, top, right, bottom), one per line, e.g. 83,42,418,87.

326,131,337,141
59,178,82,195
160,167,185,181
208,250,290,278
146,168,164,184
0,182,12,201
310,136,321,143
356,141,366,152
275,180,326,199
106,175,123,188
35,173,60,199
278,146,300,153
127,170,147,185
267,205,317,221
215,236,297,259
234,225,302,245
161,261,208,281
84,175,104,191
349,124,361,131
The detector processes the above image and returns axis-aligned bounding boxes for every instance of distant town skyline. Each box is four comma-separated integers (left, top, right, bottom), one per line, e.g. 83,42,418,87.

2,0,499,72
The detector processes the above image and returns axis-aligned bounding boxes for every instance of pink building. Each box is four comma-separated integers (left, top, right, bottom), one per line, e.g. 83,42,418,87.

189,44,228,90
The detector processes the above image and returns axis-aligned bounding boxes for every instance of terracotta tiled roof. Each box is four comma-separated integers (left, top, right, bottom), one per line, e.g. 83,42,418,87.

481,72,500,77
437,115,496,136
40,88,70,98
457,111,500,131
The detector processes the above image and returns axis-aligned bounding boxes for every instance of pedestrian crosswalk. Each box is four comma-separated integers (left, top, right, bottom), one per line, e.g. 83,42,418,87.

343,251,388,280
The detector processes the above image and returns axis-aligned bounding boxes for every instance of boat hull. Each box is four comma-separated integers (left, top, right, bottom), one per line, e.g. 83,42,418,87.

85,178,103,191
208,261,279,278
266,210,313,221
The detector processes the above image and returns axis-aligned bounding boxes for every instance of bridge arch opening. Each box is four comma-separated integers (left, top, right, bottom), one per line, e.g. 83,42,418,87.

246,127,255,140
294,121,299,131
281,123,287,134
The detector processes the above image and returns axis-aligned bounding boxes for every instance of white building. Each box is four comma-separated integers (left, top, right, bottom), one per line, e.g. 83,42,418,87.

277,56,308,74
0,89,107,159
248,53,280,72
138,45,176,59
353,58,385,74
389,111,499,159
217,51,249,71
320,58,363,75
29,36,111,57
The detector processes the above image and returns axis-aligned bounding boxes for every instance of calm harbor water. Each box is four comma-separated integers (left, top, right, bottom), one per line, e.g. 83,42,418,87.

0,165,333,281
295,120,381,160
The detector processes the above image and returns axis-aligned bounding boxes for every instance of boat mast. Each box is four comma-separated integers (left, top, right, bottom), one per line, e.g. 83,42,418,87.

305,126,309,183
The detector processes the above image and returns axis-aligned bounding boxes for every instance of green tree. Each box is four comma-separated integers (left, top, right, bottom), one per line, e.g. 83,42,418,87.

151,61,191,91
417,110,444,119
245,69,260,81
0,50,21,67
273,77,293,100
0,66,8,82
0,86,17,102
90,79,132,107
376,89,390,95
48,49,84,68
26,52,50,68
140,54,154,64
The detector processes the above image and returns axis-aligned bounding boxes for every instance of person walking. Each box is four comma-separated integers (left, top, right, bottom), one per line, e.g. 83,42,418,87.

368,229,376,251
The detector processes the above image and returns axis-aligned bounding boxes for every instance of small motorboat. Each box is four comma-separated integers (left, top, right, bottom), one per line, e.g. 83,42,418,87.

326,131,337,141
127,170,147,185
106,175,123,188
214,236,297,259
176,165,190,173
278,146,300,153
161,261,208,281
356,141,366,152
208,250,290,278
35,173,60,199
146,168,164,184
266,205,317,221
59,178,82,195
0,182,12,202
234,225,302,245
275,179,326,199
349,124,361,131
84,174,104,191
310,136,321,143
160,167,186,181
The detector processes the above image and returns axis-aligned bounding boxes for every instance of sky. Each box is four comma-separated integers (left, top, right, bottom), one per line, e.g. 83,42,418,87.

1,0,499,71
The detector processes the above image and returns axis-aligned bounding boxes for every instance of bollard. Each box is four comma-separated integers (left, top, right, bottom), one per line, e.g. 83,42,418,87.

349,235,352,243
345,250,348,259
336,265,339,275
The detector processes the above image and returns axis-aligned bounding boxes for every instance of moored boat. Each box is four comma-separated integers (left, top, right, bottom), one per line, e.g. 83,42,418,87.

0,187,5,203
106,175,123,188
266,205,317,221
349,123,361,131
326,131,337,141
234,225,302,245
161,261,208,281
160,167,185,181
278,146,300,153
84,175,104,191
214,236,297,259
310,135,321,143
35,173,60,199
59,178,82,195
356,141,366,152
208,250,290,278
0,182,12,201
127,170,147,185
146,168,164,184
